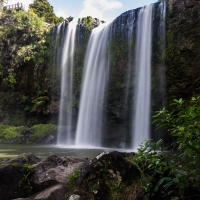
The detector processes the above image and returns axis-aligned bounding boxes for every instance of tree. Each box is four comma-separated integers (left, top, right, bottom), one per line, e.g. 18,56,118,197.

0,9,54,123
0,9,50,87
29,0,63,24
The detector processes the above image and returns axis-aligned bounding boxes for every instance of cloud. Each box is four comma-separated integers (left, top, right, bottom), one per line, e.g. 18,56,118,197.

55,9,68,19
97,0,123,11
79,3,102,19
5,0,33,10
79,0,123,19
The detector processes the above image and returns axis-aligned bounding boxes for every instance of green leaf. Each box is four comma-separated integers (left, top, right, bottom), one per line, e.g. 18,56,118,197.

158,177,169,185
165,182,173,189
173,178,179,184
179,127,185,131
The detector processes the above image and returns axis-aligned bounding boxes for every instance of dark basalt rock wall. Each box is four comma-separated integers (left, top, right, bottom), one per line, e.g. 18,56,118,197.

166,0,200,103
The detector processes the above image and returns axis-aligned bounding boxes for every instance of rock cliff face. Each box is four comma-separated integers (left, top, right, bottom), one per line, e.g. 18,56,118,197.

166,0,200,103
0,0,200,130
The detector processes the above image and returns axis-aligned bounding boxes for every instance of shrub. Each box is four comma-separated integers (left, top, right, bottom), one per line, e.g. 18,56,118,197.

153,97,200,164
66,169,80,198
29,124,57,142
131,140,175,197
0,126,23,142
131,140,196,198
150,96,200,195
19,163,35,190
0,124,9,138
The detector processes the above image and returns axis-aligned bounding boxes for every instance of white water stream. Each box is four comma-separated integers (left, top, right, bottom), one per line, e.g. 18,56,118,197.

75,23,111,148
57,18,78,145
132,4,153,149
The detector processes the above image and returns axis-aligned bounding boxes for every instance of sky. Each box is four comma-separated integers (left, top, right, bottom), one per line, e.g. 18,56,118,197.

5,0,157,22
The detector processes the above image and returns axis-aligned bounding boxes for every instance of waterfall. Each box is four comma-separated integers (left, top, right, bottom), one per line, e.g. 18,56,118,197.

54,1,166,149
132,4,154,149
57,18,78,146
75,23,111,148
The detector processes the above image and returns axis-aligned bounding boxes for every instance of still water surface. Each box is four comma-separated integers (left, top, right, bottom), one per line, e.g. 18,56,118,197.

0,144,109,159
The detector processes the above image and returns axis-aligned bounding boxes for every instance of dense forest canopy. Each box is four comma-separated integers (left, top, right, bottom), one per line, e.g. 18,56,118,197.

29,0,64,24
0,9,53,126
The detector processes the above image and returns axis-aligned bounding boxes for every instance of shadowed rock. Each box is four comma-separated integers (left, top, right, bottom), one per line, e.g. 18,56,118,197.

69,151,140,200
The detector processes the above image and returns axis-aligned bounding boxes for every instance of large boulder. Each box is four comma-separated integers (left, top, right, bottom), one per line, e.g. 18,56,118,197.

0,153,87,200
31,154,87,200
68,151,141,200
33,154,87,186
0,153,40,200
33,184,66,200
0,163,25,200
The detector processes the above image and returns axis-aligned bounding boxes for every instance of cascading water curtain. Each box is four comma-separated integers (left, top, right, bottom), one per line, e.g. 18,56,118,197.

132,4,153,150
57,18,78,146
75,23,111,148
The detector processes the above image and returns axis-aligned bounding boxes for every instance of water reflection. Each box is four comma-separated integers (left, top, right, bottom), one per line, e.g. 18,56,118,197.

0,144,106,159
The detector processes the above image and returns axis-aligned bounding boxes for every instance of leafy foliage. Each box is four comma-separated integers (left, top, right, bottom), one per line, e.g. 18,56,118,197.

153,97,200,161
19,163,35,190
32,96,49,106
0,125,23,141
0,124,9,138
129,96,200,197
29,124,57,142
0,124,57,143
3,75,16,87
131,140,174,197
29,0,64,24
83,16,93,31
68,168,79,184
131,139,200,198
137,96,200,198
0,9,54,121
0,9,50,80
66,169,80,198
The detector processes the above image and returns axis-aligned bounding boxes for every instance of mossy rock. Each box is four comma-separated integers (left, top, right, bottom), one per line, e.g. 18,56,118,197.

68,151,141,200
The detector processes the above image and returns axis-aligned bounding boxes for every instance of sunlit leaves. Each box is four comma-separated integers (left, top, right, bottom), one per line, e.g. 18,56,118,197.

0,10,50,72
29,0,63,24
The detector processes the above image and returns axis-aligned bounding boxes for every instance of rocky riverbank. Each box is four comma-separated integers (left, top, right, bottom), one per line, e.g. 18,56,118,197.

1,149,200,200
0,151,144,200
0,152,84,200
